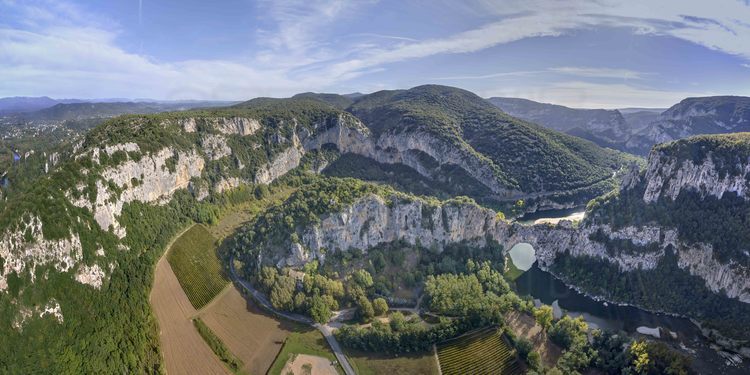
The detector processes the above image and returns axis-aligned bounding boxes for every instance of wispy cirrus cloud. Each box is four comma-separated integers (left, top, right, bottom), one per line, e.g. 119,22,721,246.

549,67,648,80
434,67,648,81
481,80,711,109
1,0,749,104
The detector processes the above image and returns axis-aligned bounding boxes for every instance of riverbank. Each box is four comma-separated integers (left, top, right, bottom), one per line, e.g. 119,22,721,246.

527,263,750,372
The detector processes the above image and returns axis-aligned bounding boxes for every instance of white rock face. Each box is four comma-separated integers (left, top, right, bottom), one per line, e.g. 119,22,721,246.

13,299,63,331
643,151,750,203
179,116,261,136
212,117,261,136
75,264,106,289
290,195,749,303
104,142,140,155
303,116,517,198
201,134,232,160
255,134,305,185
179,118,197,133
71,146,205,237
677,245,750,302
214,177,245,194
0,216,82,292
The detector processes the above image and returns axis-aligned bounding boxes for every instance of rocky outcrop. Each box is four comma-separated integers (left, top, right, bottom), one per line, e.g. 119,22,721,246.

255,135,305,185
212,117,261,136
301,114,516,198
641,150,750,202
279,194,750,304
13,299,63,331
71,145,205,237
200,134,232,160
178,116,261,136
75,264,106,289
0,216,82,292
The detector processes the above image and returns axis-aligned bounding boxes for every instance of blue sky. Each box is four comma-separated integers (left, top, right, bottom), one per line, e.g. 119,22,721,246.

1,0,750,108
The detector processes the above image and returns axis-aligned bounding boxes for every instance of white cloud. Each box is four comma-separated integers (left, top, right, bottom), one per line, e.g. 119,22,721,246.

481,81,712,109
435,67,648,81
1,0,749,102
549,67,648,80
743,63,750,69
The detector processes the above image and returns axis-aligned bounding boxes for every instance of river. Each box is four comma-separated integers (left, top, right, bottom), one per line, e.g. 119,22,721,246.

508,242,749,374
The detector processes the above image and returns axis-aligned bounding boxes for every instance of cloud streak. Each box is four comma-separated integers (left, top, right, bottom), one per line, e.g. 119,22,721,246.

0,0,748,104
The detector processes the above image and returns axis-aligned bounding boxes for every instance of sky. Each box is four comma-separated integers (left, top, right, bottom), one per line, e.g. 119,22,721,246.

1,0,750,108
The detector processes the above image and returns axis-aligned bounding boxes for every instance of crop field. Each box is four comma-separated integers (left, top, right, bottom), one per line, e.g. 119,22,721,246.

167,224,228,309
199,286,303,375
436,326,522,375
150,256,230,375
345,348,440,375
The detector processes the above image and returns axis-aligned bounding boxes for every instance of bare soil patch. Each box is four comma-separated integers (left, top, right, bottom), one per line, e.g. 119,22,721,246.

150,257,230,375
199,286,300,375
280,354,339,375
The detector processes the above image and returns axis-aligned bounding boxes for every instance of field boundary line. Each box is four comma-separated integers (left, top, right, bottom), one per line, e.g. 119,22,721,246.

193,283,232,318
433,344,443,375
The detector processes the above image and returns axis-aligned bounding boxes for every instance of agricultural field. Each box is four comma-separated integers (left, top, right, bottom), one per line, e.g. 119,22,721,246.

167,224,228,309
150,256,230,375
193,317,245,374
436,326,523,375
345,348,440,375
199,286,302,375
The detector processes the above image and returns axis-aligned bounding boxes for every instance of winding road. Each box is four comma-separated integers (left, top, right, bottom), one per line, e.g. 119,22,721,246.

228,258,356,375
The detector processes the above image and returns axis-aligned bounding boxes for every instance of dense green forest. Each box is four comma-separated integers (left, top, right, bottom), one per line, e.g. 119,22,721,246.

348,85,635,194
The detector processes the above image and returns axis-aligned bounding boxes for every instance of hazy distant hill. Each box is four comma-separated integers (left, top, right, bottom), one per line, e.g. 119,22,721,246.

16,100,238,122
626,96,750,154
487,97,631,150
0,96,59,114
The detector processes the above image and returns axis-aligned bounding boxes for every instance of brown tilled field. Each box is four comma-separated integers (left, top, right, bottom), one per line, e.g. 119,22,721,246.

150,256,230,375
199,286,301,375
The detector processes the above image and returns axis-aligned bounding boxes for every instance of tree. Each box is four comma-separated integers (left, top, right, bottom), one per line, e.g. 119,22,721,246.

527,351,542,371
260,266,278,291
630,341,651,374
534,305,554,331
309,295,332,324
549,316,588,350
357,296,375,322
352,269,373,288
373,298,389,316
269,275,296,311
390,311,406,331
515,337,534,360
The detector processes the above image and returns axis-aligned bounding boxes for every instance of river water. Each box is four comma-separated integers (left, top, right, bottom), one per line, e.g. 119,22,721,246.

508,241,749,374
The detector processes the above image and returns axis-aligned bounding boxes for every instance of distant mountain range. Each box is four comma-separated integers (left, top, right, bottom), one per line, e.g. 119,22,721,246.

625,96,750,154
0,96,238,117
488,96,750,155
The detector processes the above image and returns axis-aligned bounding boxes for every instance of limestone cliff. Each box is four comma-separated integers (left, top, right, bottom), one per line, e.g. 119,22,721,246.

270,192,749,304
641,149,750,203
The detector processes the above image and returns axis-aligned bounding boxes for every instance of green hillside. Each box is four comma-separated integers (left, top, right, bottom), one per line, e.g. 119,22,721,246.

348,85,634,195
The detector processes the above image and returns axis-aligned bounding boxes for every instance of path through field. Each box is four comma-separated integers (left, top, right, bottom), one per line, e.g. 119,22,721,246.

150,255,230,375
